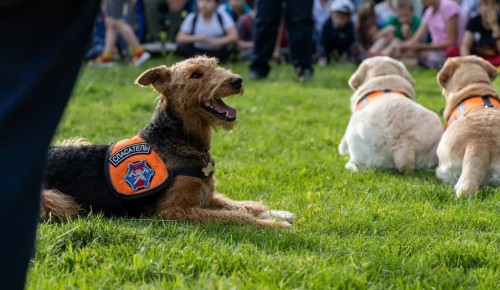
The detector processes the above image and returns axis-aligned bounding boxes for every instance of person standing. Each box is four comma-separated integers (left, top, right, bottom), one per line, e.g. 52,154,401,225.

0,0,100,289
249,0,315,82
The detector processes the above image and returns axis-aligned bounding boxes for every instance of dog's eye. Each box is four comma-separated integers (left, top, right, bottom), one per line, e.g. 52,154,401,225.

190,72,203,79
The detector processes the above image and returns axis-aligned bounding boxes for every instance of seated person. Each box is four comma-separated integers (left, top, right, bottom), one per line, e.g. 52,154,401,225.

317,0,356,65
398,0,466,69
355,1,380,58
142,0,192,46
218,0,253,23
368,0,421,66
375,0,396,27
313,0,332,57
460,0,500,66
236,10,255,60
175,0,238,62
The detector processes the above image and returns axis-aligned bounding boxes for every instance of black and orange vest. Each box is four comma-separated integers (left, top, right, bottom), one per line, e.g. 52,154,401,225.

356,89,410,111
105,136,214,199
446,95,500,129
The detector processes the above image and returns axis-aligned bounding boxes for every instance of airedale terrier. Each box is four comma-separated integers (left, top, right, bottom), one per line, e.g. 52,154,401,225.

41,56,295,228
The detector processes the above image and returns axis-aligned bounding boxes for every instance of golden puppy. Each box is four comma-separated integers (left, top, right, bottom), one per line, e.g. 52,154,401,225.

436,55,500,197
339,56,443,172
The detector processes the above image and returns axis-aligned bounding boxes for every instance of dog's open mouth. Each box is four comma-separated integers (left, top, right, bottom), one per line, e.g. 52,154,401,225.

200,99,237,121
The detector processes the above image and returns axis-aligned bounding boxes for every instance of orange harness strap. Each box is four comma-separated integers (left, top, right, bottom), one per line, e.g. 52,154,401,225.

355,89,410,111
446,95,500,129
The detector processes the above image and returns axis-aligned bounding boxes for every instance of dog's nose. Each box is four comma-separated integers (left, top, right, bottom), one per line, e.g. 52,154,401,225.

230,77,243,89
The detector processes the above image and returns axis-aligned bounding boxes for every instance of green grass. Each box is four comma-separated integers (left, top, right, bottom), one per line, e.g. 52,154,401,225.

28,56,500,289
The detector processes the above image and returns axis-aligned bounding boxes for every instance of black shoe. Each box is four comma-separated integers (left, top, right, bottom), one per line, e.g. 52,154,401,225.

298,67,314,83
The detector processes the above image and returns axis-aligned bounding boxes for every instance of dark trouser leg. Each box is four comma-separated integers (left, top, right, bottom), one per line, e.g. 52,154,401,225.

167,11,184,43
0,1,99,289
249,0,282,77
175,44,200,58
176,44,230,62
143,0,164,42
285,0,314,70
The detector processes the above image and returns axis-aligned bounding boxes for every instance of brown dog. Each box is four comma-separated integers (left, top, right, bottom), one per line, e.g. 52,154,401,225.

41,56,295,227
436,55,500,197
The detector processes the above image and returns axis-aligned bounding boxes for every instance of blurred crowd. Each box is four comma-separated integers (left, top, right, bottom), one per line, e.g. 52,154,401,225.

86,0,500,70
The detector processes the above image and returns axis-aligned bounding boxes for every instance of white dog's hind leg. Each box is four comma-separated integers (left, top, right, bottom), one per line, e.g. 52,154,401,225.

345,160,359,172
455,145,489,197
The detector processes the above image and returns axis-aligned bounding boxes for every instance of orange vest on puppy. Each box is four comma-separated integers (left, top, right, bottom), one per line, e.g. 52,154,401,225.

446,96,500,129
355,89,410,111
105,136,172,199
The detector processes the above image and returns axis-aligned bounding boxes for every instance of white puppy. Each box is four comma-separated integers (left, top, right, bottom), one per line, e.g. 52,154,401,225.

339,56,443,173
436,55,500,197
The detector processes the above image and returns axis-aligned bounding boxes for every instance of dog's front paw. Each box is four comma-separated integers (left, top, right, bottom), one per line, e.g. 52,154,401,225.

258,210,296,222
256,219,292,228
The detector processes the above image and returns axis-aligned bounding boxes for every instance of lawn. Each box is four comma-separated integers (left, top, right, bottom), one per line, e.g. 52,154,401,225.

28,56,500,289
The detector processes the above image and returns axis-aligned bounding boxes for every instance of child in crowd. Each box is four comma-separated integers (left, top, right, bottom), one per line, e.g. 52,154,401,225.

89,0,151,67
317,0,356,65
313,0,332,59
355,1,380,53
398,0,465,68
175,0,238,62
460,0,500,66
218,0,253,23
374,0,423,27
368,0,421,66
375,0,396,27
236,10,255,60
313,0,331,36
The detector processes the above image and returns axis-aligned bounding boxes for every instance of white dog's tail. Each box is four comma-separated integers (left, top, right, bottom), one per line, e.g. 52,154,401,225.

393,145,415,173
455,144,490,197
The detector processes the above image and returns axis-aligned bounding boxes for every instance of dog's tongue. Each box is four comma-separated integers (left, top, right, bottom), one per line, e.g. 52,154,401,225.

212,99,237,117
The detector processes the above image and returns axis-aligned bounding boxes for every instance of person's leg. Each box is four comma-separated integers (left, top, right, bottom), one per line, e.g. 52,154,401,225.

90,0,122,65
207,47,231,62
0,0,100,289
166,10,184,43
103,17,119,57
107,0,150,65
285,0,314,75
143,0,164,42
115,19,143,49
249,0,282,78
368,34,393,56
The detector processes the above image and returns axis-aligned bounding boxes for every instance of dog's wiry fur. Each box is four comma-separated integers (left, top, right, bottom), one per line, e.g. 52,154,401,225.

436,55,500,197
339,56,443,173
41,56,295,228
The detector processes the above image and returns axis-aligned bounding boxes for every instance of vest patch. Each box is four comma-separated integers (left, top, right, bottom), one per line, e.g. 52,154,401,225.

109,143,151,166
124,160,155,191
105,136,172,199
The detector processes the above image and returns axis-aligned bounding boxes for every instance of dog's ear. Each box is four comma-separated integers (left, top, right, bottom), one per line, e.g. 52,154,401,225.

135,66,171,91
349,61,369,90
394,59,415,86
437,58,457,88
474,55,498,81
